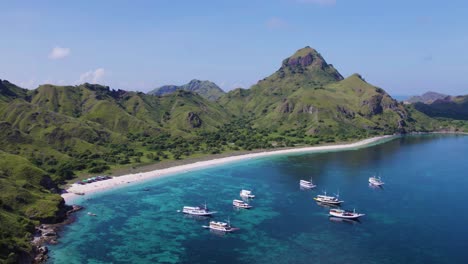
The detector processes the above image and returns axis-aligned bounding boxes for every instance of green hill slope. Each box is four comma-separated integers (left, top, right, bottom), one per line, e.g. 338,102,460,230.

220,47,418,139
0,151,68,262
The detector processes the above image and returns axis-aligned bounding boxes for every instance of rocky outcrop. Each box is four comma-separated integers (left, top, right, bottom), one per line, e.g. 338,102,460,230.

361,95,383,116
299,105,315,114
278,99,294,113
31,205,83,263
187,112,202,128
336,105,355,119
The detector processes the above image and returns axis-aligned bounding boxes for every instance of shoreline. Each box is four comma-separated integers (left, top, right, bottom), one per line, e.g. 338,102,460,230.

62,135,395,204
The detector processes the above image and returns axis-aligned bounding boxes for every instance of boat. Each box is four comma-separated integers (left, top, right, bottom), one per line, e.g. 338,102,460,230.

87,212,97,216
240,190,255,199
182,203,217,216
313,191,343,205
329,208,365,219
369,176,384,186
299,178,316,189
203,219,238,232
233,199,252,209
329,216,361,224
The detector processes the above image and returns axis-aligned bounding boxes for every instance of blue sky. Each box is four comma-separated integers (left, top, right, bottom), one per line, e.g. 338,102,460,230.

1,0,467,96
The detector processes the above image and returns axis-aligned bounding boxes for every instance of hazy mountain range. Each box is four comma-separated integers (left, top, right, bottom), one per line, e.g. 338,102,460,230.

148,79,225,101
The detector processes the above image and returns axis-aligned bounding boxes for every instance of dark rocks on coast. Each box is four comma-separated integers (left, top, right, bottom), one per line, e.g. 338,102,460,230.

31,205,84,263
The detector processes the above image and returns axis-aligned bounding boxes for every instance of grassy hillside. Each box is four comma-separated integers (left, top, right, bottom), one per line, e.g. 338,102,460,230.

0,79,236,261
0,151,66,263
220,48,420,141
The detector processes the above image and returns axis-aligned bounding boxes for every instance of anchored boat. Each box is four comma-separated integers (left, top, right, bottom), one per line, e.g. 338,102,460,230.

203,219,239,232
369,176,384,186
313,191,344,205
233,199,252,209
300,178,316,189
182,203,217,216
329,208,365,219
240,189,255,199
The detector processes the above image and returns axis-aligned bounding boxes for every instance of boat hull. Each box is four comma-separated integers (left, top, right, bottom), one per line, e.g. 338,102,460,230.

182,207,217,216
313,197,343,205
369,177,384,186
329,211,365,219
233,204,252,209
183,212,216,216
300,183,316,189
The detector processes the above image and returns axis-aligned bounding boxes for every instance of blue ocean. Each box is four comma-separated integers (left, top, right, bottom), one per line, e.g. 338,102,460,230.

48,135,468,264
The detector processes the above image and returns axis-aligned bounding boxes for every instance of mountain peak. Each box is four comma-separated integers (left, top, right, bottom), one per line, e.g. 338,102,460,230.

275,46,343,82
285,47,323,68
289,46,319,59
350,73,365,81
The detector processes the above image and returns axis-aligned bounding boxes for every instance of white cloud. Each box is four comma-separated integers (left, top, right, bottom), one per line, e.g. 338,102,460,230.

266,17,288,30
296,0,336,5
48,46,71,59
79,68,106,84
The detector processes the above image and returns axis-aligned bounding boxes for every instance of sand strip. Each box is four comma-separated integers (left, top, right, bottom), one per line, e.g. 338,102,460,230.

62,135,394,203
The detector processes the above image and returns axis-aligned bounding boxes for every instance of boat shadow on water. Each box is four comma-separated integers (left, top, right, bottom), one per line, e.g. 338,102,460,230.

368,183,384,190
315,201,341,209
183,214,213,221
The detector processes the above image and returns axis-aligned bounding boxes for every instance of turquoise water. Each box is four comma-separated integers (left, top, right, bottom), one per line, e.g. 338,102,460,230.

48,135,468,264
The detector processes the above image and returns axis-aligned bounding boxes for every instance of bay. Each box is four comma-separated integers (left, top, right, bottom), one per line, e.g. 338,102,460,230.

48,135,468,264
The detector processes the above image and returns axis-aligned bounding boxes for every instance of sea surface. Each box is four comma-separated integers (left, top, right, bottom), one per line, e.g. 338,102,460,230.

48,135,468,264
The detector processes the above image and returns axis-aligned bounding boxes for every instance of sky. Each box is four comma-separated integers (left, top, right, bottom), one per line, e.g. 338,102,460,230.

1,0,468,96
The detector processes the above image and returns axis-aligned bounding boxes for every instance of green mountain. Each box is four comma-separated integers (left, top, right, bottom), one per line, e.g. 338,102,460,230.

220,47,420,138
0,79,233,261
148,79,225,101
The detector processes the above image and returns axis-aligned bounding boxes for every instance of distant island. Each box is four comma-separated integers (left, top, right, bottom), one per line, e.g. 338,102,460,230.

405,92,468,120
1,46,468,262
405,91,451,104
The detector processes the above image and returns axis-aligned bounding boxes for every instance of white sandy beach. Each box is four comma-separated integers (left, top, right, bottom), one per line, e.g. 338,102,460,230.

62,135,394,203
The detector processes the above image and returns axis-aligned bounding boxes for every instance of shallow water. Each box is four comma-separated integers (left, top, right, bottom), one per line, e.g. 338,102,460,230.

48,135,468,264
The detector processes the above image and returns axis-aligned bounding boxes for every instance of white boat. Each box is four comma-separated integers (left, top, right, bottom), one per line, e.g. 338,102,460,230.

203,219,238,232
313,191,343,205
182,203,217,216
329,216,361,224
369,176,384,186
300,178,316,189
240,190,255,199
87,212,97,216
329,208,365,219
233,199,252,209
